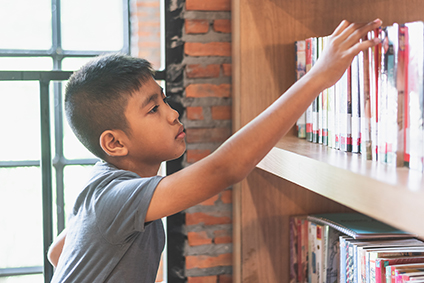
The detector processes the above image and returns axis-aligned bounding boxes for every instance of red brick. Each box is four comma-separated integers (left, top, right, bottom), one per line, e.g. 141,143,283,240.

187,106,204,120
200,194,219,206
186,149,211,163
211,105,231,120
185,19,210,34
186,84,231,98
214,229,232,244
213,19,231,33
186,64,220,78
186,128,231,143
187,231,213,246
222,63,232,77
136,0,160,8
186,253,232,269
220,190,232,204
188,276,217,283
186,212,232,226
186,0,231,11
185,42,231,57
218,274,232,283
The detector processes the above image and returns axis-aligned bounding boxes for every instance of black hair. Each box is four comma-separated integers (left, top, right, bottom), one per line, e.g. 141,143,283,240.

65,53,155,160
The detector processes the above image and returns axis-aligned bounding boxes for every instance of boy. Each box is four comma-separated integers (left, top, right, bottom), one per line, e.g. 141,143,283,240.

48,19,382,282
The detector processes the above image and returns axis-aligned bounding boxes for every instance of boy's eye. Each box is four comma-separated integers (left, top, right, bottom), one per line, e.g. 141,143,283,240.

149,105,159,114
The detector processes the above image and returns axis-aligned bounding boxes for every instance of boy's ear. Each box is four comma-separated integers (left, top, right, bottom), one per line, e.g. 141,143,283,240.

99,130,128,157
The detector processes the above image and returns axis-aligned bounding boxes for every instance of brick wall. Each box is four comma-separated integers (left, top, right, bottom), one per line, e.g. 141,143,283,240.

183,0,232,282
131,0,162,69
132,0,233,281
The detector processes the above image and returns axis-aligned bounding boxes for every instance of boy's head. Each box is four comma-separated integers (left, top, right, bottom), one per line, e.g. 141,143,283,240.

65,53,155,160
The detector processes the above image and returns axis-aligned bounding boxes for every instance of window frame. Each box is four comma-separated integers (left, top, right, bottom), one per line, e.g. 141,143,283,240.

0,0,136,281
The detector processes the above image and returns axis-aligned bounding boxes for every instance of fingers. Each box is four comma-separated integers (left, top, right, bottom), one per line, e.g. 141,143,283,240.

333,18,382,45
344,19,382,45
332,20,351,37
350,36,381,55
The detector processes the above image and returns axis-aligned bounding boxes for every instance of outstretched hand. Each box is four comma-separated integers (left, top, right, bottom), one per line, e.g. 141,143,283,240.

308,18,382,90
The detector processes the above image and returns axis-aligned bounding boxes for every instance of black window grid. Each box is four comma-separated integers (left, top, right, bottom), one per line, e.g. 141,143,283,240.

0,0,135,282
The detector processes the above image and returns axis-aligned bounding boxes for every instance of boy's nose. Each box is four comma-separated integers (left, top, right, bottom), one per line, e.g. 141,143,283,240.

168,107,180,124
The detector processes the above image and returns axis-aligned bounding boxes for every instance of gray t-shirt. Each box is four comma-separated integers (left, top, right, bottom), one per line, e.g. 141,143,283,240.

51,161,165,283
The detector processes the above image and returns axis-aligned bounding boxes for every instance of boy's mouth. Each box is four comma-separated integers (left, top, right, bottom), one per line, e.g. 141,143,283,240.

176,125,185,139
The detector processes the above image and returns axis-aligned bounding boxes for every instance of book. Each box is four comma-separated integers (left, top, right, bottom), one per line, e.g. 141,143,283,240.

384,24,399,166
396,24,407,167
306,213,415,239
356,245,424,283
353,238,424,283
306,37,315,142
405,21,424,171
352,54,361,153
290,215,309,283
296,40,307,139
361,34,373,160
377,256,424,283
387,263,424,283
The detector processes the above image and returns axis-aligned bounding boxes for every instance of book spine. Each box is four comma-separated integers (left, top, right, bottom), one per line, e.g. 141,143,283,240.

301,218,309,283
340,237,348,283
340,69,349,151
306,38,314,142
352,54,361,153
378,27,389,164
397,24,407,167
385,24,399,166
405,22,424,171
296,40,307,139
362,35,373,160
403,24,410,167
347,241,355,283
289,217,298,283
328,84,335,148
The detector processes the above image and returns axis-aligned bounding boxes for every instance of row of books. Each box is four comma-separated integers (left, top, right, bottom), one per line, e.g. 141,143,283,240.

289,213,422,283
295,21,424,171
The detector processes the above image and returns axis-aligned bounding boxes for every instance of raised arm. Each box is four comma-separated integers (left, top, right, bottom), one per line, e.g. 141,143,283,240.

146,19,382,222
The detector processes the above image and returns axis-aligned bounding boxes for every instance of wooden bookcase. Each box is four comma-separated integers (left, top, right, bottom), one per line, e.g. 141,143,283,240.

231,0,424,282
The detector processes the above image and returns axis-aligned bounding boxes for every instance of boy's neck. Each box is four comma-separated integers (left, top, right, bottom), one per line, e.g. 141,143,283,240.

107,157,161,177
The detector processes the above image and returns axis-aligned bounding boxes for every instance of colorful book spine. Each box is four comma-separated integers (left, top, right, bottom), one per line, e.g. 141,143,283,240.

396,24,407,167
384,24,399,166
361,35,373,160
352,54,361,153
306,38,314,142
405,21,424,171
296,40,307,139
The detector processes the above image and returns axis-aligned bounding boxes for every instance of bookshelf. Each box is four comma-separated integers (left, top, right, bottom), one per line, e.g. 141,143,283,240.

231,0,424,282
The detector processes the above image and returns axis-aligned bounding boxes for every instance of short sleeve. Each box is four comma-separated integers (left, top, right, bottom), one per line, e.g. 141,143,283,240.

93,175,163,244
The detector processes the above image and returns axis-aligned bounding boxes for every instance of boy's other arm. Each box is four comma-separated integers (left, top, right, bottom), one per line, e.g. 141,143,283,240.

146,19,382,223
48,228,67,268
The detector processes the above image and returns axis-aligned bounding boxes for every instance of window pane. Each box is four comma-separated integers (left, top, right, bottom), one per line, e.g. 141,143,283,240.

0,167,43,268
0,82,41,161
62,57,94,71
0,0,51,50
61,82,97,160
0,57,53,71
0,274,44,283
63,165,94,223
61,0,124,51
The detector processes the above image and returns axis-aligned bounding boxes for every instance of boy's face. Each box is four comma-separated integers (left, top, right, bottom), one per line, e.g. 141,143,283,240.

123,76,186,166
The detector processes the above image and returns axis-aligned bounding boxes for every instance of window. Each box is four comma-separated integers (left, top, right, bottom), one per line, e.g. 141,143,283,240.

0,1,130,282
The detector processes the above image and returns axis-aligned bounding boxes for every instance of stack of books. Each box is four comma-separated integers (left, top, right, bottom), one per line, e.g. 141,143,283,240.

295,21,424,171
289,213,424,283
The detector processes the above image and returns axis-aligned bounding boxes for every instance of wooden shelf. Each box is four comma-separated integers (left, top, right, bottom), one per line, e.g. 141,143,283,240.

257,135,424,237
